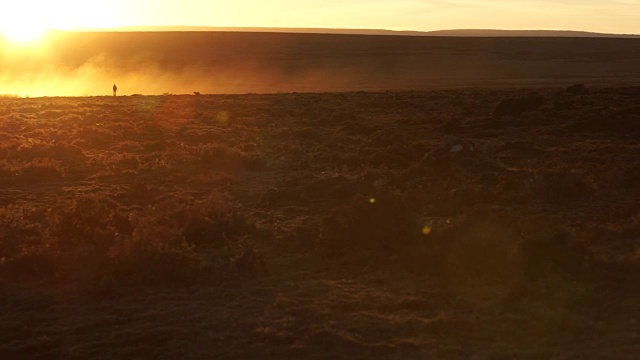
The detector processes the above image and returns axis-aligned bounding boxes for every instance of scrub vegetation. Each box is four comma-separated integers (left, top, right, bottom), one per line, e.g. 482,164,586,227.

0,86,639,358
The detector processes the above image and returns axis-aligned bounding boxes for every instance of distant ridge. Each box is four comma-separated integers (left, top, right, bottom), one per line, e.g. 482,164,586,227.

77,26,640,38
424,29,640,38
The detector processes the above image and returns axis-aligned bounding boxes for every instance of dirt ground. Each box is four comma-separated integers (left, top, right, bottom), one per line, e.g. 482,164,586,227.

0,86,639,358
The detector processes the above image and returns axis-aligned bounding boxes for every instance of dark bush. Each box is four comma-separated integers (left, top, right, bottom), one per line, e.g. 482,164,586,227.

494,94,545,117
0,194,266,288
179,197,259,248
108,195,265,284
518,216,586,279
122,183,154,202
17,164,62,183
317,191,422,256
534,171,593,203
620,105,640,115
46,195,123,252
565,83,587,95
620,165,640,188
10,143,86,163
192,144,261,171
302,175,360,202
0,205,45,259
436,212,524,299
430,212,587,301
0,164,15,185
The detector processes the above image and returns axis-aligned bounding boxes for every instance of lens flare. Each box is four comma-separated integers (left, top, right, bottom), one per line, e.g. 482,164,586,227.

216,111,230,124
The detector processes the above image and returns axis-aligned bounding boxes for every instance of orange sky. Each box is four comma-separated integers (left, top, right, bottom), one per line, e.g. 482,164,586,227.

0,0,639,37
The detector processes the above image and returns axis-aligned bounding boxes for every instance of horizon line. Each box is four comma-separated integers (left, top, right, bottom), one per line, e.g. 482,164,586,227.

48,26,640,37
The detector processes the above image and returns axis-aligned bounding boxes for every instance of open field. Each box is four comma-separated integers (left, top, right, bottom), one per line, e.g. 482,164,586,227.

2,32,640,96
0,85,639,358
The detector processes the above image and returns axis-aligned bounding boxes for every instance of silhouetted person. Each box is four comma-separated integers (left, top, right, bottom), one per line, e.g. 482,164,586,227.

113,84,118,96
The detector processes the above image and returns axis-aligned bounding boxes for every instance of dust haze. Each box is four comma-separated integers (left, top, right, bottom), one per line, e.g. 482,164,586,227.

2,31,639,97
0,31,377,97
0,52,363,97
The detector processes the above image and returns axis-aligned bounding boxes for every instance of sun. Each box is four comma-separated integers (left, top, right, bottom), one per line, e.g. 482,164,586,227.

0,1,104,45
0,3,53,44
0,1,123,45
1,25,49,44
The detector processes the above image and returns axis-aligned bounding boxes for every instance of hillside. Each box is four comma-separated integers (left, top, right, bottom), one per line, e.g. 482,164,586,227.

2,31,640,96
94,27,640,38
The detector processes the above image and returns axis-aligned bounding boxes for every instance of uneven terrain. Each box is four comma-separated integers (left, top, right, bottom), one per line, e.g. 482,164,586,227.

0,86,639,358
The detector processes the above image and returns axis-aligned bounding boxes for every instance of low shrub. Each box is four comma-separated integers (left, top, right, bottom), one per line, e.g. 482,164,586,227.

565,83,587,95
0,194,266,289
317,191,423,257
190,143,265,171
494,94,545,118
109,195,265,284
518,216,586,279
534,171,593,203
17,163,62,183
436,212,524,300
428,212,587,301
620,165,640,188
45,195,126,251
0,205,46,260
314,198,589,300
0,162,15,185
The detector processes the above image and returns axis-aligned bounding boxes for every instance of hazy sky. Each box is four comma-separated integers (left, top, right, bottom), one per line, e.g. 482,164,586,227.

2,0,640,34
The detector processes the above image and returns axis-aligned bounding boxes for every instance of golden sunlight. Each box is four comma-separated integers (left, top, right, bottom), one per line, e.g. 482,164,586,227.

0,1,118,44
0,2,54,44
1,25,48,44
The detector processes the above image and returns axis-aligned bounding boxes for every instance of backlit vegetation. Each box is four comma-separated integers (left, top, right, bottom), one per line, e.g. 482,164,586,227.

0,87,638,358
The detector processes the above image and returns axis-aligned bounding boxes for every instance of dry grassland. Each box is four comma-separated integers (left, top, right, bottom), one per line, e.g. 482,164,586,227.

0,86,639,358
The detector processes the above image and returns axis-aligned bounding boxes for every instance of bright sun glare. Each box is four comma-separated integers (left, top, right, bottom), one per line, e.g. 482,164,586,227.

0,0,116,44
0,2,54,44
0,0,100,45
1,25,49,44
